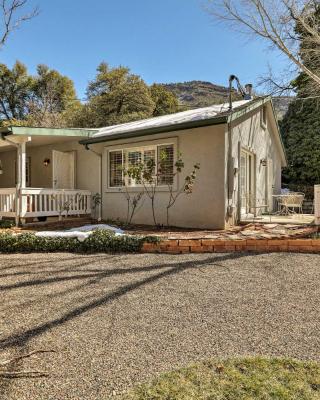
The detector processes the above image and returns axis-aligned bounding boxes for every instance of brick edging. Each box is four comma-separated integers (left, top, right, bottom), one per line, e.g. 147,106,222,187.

142,238,320,254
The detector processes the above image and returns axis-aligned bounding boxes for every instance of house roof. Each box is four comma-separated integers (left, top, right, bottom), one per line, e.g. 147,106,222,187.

80,95,287,167
80,97,272,145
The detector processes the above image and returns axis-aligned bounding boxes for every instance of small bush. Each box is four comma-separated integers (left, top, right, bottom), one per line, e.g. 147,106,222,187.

0,219,15,229
0,230,159,254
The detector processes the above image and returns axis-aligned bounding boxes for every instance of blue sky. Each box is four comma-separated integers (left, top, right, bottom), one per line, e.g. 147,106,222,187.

0,0,288,99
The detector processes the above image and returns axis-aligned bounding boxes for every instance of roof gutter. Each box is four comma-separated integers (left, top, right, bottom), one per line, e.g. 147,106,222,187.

79,115,228,145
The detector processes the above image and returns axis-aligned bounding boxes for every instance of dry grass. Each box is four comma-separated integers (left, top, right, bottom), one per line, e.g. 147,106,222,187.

123,357,320,400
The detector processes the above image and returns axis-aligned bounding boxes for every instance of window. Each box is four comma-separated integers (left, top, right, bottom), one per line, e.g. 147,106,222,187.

108,144,174,188
261,105,267,129
109,151,123,187
158,145,174,185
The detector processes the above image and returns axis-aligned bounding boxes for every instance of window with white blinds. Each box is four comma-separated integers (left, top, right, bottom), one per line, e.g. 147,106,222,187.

108,144,174,187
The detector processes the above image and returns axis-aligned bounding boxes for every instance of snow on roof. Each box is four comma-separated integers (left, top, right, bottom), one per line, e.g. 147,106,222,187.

92,99,251,139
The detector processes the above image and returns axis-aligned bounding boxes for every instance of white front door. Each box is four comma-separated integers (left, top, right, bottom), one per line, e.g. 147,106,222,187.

52,150,75,189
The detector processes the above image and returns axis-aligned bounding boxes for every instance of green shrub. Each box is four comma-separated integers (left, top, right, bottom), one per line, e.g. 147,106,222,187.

0,219,15,229
0,230,159,254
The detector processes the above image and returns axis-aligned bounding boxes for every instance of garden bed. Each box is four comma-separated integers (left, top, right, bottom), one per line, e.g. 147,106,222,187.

141,223,320,254
0,219,318,254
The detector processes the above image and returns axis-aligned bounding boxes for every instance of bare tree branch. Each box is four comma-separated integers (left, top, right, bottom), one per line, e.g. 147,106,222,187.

0,0,39,49
206,0,320,88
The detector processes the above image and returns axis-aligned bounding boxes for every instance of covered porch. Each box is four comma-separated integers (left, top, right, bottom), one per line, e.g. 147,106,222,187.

0,126,98,225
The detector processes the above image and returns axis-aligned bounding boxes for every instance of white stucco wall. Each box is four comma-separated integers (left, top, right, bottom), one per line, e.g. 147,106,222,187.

91,125,226,229
225,103,285,225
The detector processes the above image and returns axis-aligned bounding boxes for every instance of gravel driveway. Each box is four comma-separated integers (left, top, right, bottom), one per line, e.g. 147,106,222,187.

0,252,320,399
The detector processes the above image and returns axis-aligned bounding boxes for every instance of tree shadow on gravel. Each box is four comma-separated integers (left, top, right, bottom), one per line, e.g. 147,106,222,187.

0,252,257,350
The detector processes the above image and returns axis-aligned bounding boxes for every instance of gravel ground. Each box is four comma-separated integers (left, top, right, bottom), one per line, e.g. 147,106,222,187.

0,252,320,399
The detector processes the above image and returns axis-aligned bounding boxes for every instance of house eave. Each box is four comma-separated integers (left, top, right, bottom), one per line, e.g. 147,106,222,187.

0,126,97,138
79,116,228,145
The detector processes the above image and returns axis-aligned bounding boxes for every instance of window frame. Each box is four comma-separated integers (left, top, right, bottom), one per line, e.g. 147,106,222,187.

260,105,267,129
105,139,177,192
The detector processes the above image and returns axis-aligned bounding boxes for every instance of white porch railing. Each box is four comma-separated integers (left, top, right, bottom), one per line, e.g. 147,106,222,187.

0,188,17,217
0,188,92,221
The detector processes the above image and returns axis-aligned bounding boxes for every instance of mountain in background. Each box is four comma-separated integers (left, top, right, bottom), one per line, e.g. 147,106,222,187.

163,80,293,119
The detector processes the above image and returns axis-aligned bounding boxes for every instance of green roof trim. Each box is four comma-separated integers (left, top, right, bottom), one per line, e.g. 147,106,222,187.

0,126,98,137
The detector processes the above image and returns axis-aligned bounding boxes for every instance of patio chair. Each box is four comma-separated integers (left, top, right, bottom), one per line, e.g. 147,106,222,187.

280,192,305,215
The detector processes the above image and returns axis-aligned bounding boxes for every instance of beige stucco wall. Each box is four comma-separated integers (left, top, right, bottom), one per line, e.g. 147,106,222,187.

0,149,16,187
225,103,284,225
90,125,226,229
0,140,100,195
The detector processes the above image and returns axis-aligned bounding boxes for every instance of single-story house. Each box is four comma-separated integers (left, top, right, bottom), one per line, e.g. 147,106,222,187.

0,95,286,229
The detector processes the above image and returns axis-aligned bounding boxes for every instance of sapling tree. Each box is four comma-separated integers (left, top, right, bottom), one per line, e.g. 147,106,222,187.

119,150,200,228
121,164,145,226
92,193,101,220
159,151,200,227
140,157,159,226
122,155,160,226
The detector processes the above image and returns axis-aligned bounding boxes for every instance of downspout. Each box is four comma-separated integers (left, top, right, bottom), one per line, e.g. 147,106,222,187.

84,144,102,221
1,134,21,226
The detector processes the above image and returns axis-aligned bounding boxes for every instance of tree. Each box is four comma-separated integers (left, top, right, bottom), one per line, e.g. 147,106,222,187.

159,152,200,227
150,84,179,116
0,61,32,121
207,0,320,92
280,3,320,185
292,2,320,96
0,0,38,49
27,64,80,127
0,62,80,128
80,62,155,127
281,98,320,184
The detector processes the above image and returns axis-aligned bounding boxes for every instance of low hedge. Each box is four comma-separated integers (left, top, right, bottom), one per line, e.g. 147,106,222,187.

0,230,159,253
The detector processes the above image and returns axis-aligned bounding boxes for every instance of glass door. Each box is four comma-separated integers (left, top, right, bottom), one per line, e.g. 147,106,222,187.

240,150,254,215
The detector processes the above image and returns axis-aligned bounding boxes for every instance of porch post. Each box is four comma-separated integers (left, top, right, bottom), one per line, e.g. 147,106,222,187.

15,137,31,225
17,141,28,224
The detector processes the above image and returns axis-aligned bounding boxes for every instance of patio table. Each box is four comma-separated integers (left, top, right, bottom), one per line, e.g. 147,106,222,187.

272,194,304,216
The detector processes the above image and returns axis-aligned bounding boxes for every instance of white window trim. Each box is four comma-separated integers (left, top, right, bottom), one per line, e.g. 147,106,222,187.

260,105,267,130
105,138,178,193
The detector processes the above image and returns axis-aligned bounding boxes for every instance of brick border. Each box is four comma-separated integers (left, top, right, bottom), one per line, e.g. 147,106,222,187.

142,238,320,254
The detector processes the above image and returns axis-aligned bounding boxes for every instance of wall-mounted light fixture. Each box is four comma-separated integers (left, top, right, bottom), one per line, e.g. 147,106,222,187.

260,158,267,167
43,158,50,167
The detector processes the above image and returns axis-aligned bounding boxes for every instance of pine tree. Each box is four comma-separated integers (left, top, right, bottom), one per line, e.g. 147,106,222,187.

79,62,155,127
150,84,179,116
280,3,320,185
